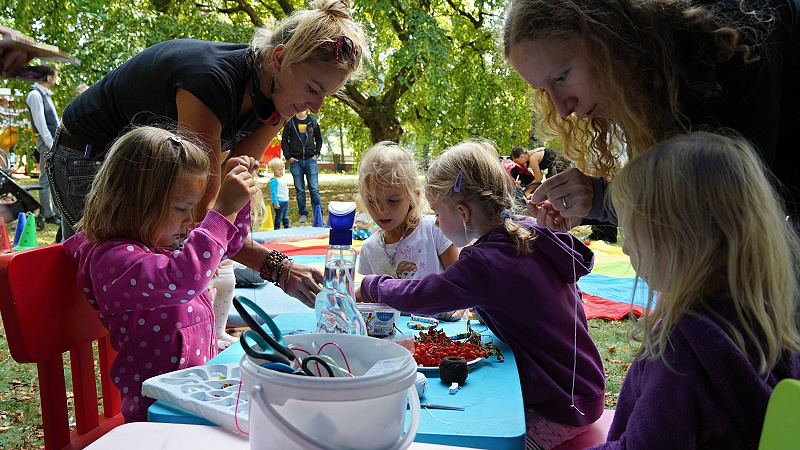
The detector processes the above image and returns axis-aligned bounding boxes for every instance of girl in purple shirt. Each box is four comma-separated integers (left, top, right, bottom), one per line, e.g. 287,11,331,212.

595,132,800,449
64,126,259,422
357,139,605,449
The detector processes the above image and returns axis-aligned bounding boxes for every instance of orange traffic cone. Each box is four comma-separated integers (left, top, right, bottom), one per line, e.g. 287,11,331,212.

13,213,39,251
0,217,12,253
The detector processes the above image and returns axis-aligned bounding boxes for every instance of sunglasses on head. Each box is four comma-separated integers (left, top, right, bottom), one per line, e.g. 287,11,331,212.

319,35,360,64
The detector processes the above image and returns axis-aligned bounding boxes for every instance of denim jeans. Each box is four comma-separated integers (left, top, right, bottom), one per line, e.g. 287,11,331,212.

44,127,105,240
273,201,290,229
289,158,320,217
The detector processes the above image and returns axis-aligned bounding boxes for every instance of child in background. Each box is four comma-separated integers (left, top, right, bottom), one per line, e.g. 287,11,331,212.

357,139,605,448
64,126,259,422
593,132,800,449
268,157,290,229
356,142,464,321
352,196,376,240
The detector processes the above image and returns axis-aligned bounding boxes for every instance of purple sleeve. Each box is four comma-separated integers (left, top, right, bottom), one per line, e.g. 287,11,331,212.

360,250,494,315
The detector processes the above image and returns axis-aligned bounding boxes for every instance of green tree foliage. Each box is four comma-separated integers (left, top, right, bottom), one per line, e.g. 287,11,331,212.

1,0,535,162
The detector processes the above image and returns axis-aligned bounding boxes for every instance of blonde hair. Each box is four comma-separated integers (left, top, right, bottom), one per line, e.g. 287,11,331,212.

251,0,370,79
424,139,533,254
357,142,423,229
77,126,211,249
611,131,800,373
250,188,268,230
503,0,769,178
267,157,285,171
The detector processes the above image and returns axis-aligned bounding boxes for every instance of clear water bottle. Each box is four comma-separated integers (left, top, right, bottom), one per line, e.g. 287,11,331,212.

315,202,367,335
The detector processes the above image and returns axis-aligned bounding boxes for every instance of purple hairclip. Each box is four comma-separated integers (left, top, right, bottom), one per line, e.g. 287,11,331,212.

453,170,463,193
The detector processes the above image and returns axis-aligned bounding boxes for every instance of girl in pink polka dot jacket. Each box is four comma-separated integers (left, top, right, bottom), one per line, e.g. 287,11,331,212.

63,126,260,422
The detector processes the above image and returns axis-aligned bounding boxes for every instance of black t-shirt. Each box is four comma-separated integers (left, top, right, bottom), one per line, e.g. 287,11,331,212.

680,0,800,215
62,39,268,154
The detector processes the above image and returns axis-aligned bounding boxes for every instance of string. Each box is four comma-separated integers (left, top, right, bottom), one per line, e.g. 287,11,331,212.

532,217,586,416
566,216,585,416
234,380,249,435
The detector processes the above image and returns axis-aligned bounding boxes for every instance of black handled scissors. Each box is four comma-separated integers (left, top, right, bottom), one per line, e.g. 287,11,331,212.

233,296,296,365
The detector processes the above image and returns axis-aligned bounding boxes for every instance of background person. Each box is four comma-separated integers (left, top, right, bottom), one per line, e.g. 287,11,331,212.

281,109,322,223
267,156,291,229
503,0,800,232
75,82,89,95
46,0,370,305
24,64,61,226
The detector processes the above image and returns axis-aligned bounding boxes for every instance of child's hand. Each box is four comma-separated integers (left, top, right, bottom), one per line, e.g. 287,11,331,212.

213,156,259,220
354,287,365,302
273,204,281,210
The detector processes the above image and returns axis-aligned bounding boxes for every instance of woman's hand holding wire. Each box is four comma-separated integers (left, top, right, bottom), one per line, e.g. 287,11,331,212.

212,156,259,221
283,262,324,307
527,168,594,232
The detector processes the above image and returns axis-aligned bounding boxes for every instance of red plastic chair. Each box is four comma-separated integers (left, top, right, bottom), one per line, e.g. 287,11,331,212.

0,244,123,449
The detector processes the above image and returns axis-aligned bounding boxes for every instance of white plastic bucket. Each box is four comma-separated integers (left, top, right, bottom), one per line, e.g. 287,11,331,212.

240,333,420,450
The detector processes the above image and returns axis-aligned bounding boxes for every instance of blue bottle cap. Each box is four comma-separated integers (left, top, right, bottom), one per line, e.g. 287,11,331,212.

328,202,356,246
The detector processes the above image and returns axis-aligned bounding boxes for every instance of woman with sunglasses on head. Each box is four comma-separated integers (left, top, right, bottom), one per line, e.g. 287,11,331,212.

47,0,369,306
503,0,800,233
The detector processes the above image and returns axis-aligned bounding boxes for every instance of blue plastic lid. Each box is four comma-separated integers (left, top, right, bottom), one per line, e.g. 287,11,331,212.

328,202,357,245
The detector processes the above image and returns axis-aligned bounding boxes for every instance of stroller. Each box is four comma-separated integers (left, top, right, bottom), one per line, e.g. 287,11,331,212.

0,168,45,231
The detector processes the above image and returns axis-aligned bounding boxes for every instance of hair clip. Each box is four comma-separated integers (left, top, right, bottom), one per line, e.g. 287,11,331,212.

453,170,463,193
170,135,182,144
500,209,512,220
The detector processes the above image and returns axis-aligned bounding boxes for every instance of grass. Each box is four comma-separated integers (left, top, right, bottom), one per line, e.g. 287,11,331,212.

0,173,636,448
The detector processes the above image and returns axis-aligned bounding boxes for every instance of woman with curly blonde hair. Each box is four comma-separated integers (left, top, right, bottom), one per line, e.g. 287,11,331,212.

503,0,800,232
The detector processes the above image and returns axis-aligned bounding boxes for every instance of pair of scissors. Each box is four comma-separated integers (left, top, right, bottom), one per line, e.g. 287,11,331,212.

233,296,296,367
233,296,336,377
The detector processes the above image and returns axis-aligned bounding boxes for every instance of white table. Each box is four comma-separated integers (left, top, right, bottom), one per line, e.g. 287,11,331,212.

86,422,479,449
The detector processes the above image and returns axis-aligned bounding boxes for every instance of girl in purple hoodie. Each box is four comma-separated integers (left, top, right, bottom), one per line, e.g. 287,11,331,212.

595,131,800,449
64,126,259,422
357,139,605,449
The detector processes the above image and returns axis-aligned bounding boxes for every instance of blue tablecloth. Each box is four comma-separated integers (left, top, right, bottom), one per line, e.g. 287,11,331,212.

148,314,525,450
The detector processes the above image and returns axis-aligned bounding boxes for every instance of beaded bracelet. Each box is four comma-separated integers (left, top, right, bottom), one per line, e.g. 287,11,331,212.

259,250,290,287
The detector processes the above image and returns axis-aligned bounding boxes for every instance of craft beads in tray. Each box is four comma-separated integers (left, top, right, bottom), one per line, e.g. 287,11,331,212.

142,363,249,433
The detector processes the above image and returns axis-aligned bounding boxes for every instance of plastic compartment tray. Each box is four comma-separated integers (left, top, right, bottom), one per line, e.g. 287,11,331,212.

142,363,249,433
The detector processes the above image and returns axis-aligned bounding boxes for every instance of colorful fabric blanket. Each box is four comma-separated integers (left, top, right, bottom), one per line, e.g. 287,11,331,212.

238,228,649,321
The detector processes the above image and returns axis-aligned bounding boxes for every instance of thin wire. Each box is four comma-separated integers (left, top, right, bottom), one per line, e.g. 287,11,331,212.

565,217,586,416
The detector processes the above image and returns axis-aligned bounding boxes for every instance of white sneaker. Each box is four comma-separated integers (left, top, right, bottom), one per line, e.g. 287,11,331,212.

299,214,308,223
